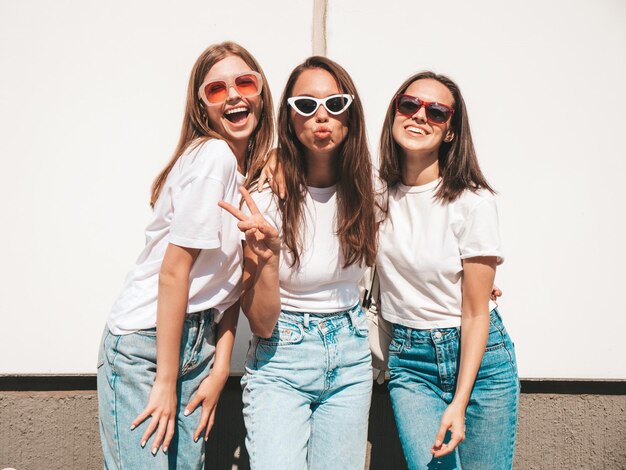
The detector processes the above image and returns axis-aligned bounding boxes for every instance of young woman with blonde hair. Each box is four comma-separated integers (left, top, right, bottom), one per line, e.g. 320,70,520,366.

97,41,273,469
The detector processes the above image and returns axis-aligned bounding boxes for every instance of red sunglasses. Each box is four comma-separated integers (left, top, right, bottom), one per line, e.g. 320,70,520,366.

395,94,454,124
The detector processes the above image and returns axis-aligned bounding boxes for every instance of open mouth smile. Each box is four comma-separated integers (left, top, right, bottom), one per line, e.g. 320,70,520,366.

224,106,250,125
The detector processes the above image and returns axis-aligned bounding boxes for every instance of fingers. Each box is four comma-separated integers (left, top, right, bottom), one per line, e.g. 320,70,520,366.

184,394,202,417
433,431,464,457
257,167,269,192
218,200,247,222
131,408,152,431
193,406,211,443
204,407,217,441
150,415,170,455
239,187,262,215
433,422,448,451
162,419,175,453
140,414,159,449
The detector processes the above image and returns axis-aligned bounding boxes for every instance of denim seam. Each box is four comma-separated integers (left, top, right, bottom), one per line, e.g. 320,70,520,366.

110,334,123,468
181,316,205,375
490,318,516,368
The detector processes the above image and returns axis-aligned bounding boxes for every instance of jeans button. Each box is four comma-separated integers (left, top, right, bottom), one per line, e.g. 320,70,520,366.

434,331,442,339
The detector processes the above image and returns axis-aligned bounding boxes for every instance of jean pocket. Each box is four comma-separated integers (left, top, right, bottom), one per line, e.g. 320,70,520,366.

257,320,304,346
485,320,506,351
353,311,369,338
134,327,157,337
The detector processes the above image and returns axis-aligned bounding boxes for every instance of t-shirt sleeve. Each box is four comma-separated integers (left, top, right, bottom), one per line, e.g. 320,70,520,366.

169,176,225,249
458,196,504,265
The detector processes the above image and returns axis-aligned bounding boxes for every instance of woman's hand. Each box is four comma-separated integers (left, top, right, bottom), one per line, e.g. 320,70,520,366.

491,284,502,301
131,380,177,454
219,187,281,261
257,149,286,199
184,369,229,442
431,401,466,458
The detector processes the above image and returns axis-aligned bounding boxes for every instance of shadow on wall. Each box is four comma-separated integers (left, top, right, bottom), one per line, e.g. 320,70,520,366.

205,380,407,470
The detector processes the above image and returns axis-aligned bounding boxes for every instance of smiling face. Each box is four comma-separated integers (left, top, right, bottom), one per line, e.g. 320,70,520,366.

202,55,262,147
391,78,455,158
290,68,349,159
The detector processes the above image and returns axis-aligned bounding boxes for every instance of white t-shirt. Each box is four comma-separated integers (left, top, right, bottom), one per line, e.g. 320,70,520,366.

108,139,243,335
245,186,365,313
377,178,503,329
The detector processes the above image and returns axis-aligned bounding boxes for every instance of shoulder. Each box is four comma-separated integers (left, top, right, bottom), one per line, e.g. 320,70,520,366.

452,188,497,214
183,139,237,178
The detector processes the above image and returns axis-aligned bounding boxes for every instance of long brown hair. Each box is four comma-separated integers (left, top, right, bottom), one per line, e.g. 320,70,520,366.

379,71,493,205
253,56,376,268
150,42,274,207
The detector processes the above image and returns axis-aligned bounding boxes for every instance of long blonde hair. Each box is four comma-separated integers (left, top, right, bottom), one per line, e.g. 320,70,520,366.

150,42,274,207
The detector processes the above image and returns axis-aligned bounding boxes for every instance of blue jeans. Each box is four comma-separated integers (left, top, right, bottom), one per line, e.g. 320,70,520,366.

241,305,373,470
97,309,216,470
388,309,520,470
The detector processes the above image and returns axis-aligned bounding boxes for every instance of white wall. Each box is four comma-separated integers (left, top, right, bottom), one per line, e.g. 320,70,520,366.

0,0,624,378
0,0,312,374
327,0,626,379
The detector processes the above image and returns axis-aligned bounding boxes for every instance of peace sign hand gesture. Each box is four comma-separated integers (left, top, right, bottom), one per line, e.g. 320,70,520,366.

219,187,281,261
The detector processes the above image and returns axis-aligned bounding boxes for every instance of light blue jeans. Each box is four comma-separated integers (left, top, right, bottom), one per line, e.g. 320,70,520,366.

241,305,373,470
388,309,520,470
97,309,216,470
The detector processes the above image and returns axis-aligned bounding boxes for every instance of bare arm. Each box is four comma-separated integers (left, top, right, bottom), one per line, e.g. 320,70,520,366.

219,187,281,337
241,240,281,337
184,300,239,441
131,243,199,454
432,256,497,458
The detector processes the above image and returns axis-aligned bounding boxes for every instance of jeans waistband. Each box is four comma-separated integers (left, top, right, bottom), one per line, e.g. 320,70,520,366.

186,308,216,325
393,308,503,341
280,304,362,330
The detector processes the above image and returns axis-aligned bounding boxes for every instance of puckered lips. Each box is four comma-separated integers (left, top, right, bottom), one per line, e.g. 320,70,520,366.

224,106,250,126
313,126,332,139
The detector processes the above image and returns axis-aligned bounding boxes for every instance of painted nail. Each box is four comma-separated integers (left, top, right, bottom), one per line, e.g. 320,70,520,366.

151,447,157,455
141,440,146,448
130,424,136,430
163,446,168,454
183,409,190,416
194,436,199,443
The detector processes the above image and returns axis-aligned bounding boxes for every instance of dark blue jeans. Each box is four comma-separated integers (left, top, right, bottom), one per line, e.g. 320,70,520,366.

388,309,520,469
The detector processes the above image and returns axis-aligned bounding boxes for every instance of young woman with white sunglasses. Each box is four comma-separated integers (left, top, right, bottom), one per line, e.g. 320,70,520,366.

220,56,377,470
97,41,274,469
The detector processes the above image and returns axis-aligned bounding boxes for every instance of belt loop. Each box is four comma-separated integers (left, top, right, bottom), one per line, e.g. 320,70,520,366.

304,313,310,330
347,306,358,328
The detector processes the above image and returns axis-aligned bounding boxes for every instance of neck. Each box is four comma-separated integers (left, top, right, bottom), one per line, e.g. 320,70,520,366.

230,140,248,174
305,150,338,188
401,150,440,186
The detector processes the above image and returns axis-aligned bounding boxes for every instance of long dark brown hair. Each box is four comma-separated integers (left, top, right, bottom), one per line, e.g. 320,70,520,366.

379,71,493,205
150,42,274,207
250,56,376,268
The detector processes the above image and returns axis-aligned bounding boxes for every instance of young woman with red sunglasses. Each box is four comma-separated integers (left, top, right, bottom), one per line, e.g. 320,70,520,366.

221,56,377,469
376,71,519,469
97,42,274,469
